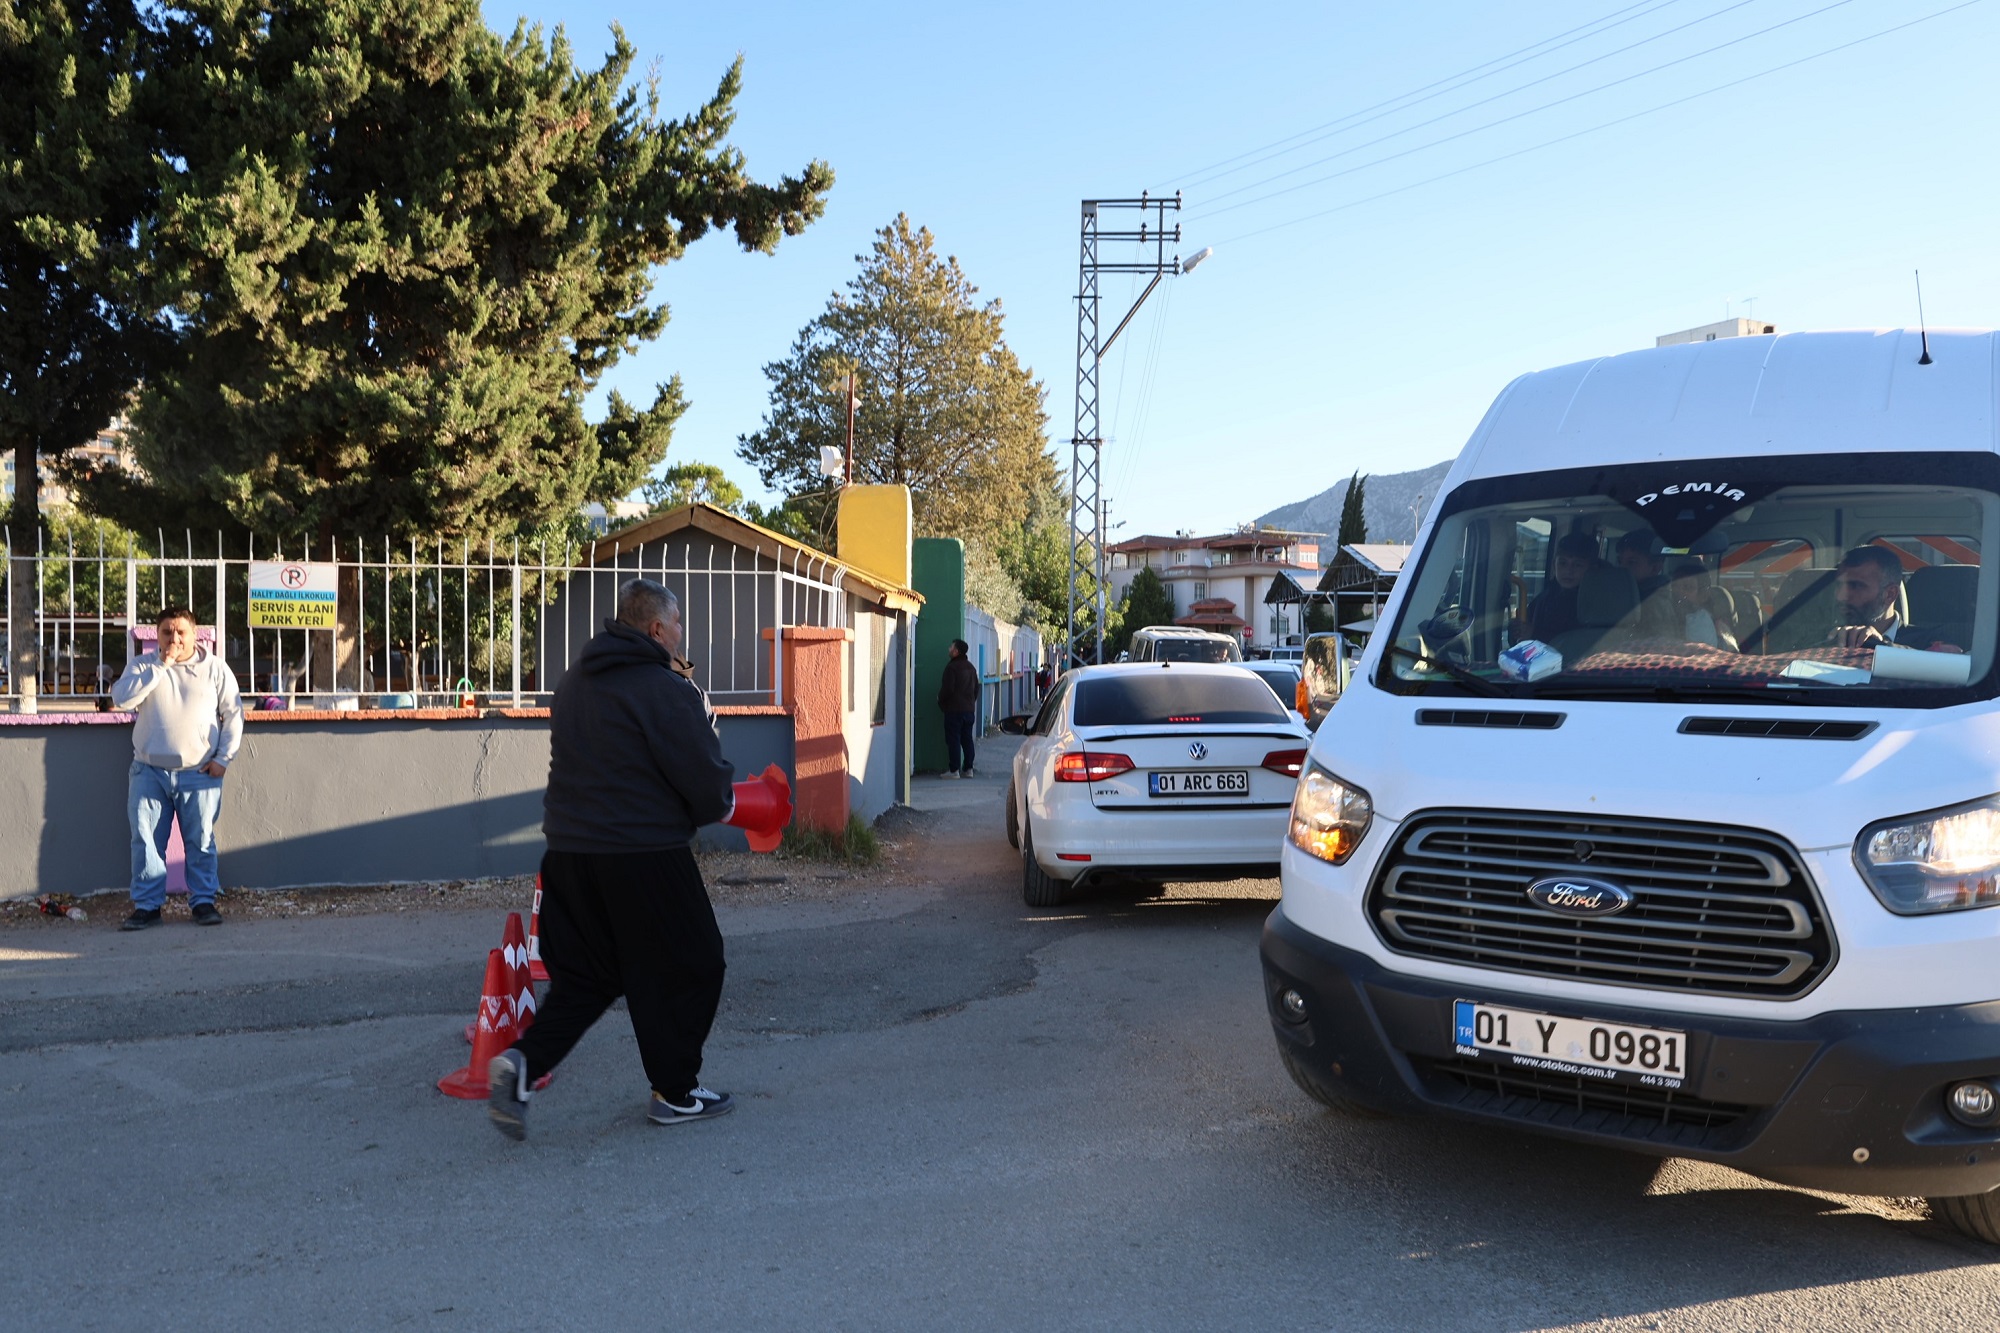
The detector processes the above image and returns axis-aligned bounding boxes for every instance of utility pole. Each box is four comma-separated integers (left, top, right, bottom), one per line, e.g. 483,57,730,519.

1065,193,1208,669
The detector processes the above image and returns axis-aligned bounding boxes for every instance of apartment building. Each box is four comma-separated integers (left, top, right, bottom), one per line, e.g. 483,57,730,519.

1106,526,1323,651
2,417,135,508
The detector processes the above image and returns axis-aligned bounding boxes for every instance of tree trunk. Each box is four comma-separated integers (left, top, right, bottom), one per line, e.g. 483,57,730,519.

7,441,40,712
304,535,365,695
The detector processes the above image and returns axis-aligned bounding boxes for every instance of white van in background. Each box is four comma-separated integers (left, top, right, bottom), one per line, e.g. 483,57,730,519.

1127,627,1242,663
1263,329,2000,1244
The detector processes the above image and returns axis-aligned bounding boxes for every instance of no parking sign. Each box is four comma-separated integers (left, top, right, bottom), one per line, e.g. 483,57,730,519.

248,561,337,629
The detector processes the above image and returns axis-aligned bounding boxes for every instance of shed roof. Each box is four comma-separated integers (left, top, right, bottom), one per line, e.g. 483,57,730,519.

590,503,923,613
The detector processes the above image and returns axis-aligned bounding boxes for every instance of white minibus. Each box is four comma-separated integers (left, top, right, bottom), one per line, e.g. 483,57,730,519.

1264,329,2000,1244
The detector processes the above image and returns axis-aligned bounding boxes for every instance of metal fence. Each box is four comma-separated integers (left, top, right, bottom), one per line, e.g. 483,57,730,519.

1,526,854,709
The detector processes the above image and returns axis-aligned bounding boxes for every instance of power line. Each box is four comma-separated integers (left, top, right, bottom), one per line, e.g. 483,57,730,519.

1164,0,1680,192
1178,0,1694,196
1196,0,1771,211
1208,0,1984,249
1191,0,1857,223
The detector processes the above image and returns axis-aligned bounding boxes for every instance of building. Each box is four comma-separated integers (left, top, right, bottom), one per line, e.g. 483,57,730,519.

1107,526,1323,651
1657,317,1777,347
2,416,136,507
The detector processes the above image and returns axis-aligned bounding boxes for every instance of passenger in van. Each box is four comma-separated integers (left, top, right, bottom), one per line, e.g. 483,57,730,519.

1828,546,1965,653
1615,530,1680,639
1670,561,1738,650
1522,533,1602,642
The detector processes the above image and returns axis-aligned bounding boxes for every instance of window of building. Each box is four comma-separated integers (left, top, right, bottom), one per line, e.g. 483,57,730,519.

1192,581,1207,600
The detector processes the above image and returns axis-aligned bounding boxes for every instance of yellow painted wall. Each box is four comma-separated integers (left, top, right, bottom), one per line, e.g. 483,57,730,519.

836,484,913,589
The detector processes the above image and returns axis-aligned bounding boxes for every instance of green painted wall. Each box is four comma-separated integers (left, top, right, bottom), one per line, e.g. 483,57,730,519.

911,537,966,775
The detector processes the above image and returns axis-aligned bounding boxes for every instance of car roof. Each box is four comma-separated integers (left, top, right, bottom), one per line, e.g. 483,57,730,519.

1069,661,1265,678
1134,627,1233,638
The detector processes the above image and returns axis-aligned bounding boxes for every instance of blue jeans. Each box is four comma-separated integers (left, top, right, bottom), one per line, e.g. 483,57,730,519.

128,762,224,909
943,711,977,775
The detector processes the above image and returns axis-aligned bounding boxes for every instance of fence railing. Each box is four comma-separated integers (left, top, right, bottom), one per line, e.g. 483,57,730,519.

1,526,855,710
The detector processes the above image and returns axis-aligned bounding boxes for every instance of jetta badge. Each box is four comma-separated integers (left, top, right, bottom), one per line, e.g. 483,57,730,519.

1526,875,1633,917
1188,742,1208,761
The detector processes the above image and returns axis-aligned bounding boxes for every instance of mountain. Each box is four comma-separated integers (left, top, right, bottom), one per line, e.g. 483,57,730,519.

1255,459,1454,564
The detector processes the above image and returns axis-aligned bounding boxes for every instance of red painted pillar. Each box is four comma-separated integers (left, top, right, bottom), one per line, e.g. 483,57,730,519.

764,627,851,835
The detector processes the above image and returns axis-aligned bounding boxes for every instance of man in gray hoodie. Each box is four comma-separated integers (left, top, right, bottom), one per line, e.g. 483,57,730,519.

111,605,243,930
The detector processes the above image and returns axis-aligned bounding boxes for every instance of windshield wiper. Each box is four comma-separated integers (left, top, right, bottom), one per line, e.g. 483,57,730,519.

1385,643,1508,697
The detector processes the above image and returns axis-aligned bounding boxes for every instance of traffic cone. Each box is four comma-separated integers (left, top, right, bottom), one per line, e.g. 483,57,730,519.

526,874,549,983
439,949,516,1100
501,911,535,1033
725,764,794,853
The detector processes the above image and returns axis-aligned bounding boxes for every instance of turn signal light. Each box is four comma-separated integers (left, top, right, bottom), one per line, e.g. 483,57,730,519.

1054,751,1136,783
1262,749,1308,778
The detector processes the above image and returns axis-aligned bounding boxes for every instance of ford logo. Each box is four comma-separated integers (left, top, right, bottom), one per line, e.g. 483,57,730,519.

1526,875,1634,917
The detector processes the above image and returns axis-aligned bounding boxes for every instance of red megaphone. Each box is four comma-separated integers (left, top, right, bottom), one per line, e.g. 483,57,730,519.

725,764,793,853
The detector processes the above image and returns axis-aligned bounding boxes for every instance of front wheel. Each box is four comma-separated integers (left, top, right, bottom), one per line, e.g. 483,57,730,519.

1278,1044,1395,1119
1929,1191,2000,1245
1021,821,1066,908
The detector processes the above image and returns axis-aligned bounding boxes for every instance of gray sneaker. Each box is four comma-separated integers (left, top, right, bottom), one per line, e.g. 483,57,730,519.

647,1086,734,1126
488,1049,530,1141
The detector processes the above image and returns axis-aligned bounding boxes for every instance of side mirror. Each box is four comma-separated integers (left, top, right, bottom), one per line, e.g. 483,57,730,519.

998,714,1032,735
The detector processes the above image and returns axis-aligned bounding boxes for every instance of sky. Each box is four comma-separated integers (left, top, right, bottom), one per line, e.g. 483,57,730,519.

489,0,2000,539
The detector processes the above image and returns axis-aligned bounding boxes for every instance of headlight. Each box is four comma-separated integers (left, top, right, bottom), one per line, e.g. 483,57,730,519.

1854,795,2000,915
1288,762,1372,865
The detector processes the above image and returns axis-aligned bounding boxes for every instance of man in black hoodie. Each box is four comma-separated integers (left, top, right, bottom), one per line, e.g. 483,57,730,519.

938,638,979,778
489,578,739,1139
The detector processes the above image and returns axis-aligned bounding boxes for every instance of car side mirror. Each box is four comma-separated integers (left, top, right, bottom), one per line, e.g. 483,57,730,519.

998,714,1032,735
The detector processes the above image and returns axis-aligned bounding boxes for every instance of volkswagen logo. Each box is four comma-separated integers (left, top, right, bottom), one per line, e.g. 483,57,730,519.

1525,875,1633,917
1187,741,1208,761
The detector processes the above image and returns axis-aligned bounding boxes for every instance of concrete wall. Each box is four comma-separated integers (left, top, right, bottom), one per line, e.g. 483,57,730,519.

0,710,795,898
840,599,909,824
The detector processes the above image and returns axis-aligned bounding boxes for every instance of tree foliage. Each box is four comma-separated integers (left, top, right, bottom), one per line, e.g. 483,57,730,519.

643,461,744,515
1,0,163,693
737,215,1057,551
1335,470,1369,552
83,1,831,547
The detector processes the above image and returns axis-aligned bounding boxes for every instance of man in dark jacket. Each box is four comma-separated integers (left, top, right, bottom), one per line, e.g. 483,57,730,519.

489,578,739,1140
938,639,979,778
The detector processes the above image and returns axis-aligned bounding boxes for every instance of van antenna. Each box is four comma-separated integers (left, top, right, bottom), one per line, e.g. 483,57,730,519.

1914,269,1933,365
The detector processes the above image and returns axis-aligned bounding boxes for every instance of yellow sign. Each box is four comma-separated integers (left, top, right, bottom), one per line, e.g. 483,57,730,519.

248,561,338,629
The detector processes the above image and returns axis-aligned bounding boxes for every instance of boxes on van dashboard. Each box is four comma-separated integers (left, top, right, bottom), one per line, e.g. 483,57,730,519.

1261,328,2000,1245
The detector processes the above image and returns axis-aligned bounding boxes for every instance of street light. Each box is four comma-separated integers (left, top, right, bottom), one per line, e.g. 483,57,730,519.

1181,246,1214,275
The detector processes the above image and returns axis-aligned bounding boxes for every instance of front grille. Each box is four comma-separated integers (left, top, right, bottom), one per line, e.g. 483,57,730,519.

1414,1055,1753,1150
1368,810,1834,999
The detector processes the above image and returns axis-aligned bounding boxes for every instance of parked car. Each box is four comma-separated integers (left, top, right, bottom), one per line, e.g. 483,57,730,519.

999,662,1309,906
1237,660,1308,728
1262,328,2000,1246
1127,627,1242,663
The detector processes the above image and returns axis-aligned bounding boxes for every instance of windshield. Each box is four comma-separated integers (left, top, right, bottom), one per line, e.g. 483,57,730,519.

1381,453,1999,706
1147,636,1241,663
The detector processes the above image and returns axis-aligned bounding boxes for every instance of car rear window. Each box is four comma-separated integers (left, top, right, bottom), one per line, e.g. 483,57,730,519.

1247,667,1300,701
1072,673,1289,726
1151,638,1239,662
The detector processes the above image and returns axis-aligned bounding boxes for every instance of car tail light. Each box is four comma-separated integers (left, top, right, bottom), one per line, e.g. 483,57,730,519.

1054,751,1135,782
1262,749,1307,778
1294,679,1309,713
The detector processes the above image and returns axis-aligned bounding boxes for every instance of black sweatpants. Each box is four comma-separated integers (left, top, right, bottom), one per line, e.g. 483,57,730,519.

512,846,725,1101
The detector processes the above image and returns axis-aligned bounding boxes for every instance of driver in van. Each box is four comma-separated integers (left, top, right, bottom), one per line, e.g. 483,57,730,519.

1828,546,1964,653
1522,533,1602,642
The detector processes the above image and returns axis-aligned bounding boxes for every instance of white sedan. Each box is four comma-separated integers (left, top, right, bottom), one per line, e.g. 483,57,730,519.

999,662,1311,906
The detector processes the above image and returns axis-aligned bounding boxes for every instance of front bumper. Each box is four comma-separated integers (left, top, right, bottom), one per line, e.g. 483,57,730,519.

1262,907,2000,1198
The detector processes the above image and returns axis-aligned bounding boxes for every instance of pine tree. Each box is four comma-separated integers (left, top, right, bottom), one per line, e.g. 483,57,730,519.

737,215,1058,550
92,1,831,547
1113,565,1177,655
1,0,161,703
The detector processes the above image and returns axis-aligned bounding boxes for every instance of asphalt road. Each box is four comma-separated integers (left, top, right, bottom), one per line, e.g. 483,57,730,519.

3,737,1997,1330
